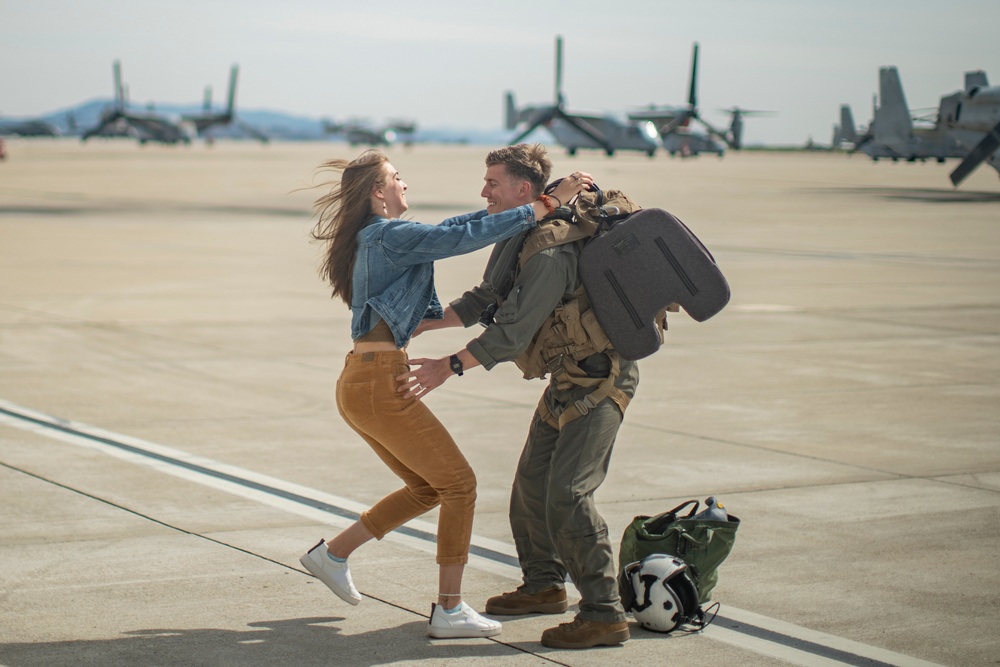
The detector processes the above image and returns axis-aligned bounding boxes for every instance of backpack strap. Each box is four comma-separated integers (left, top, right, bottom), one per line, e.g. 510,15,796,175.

534,349,632,430
518,218,597,268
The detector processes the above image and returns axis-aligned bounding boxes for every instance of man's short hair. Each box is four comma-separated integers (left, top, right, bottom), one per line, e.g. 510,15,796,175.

485,143,552,197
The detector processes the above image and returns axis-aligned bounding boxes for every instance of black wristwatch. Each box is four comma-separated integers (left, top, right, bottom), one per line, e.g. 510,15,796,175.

449,354,464,376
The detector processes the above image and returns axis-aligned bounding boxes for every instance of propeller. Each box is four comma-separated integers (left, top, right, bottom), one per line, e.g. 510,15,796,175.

235,119,269,144
630,43,752,150
83,60,126,140
717,107,775,149
949,120,1000,186
225,65,238,119
506,35,613,153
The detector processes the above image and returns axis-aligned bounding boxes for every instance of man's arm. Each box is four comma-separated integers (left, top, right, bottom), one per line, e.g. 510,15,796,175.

413,280,498,338
397,249,575,399
412,306,463,338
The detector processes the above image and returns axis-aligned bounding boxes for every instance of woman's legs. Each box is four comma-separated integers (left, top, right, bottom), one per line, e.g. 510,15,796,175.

334,350,478,606
327,520,374,559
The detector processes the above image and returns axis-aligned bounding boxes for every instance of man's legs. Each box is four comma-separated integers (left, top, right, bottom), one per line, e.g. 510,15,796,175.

509,407,568,591
544,394,625,624
498,384,627,622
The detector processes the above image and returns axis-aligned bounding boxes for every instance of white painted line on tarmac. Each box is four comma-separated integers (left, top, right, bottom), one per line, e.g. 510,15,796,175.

0,398,942,667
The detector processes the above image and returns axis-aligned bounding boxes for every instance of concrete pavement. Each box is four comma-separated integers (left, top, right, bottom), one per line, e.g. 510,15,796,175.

1,139,998,666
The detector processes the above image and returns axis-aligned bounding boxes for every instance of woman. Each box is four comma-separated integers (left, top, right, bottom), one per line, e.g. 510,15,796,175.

300,149,591,639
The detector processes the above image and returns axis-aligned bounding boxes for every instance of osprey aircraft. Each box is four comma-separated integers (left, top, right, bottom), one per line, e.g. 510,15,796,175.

504,36,659,157
840,67,1000,186
322,118,417,147
182,65,268,143
82,60,192,145
940,70,1000,186
628,43,772,154
0,117,59,137
838,67,965,162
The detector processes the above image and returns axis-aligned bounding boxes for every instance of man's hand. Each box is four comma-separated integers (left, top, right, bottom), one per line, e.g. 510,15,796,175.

396,357,453,399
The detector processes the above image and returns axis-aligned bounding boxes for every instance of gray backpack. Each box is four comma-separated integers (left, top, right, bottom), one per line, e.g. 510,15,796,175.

554,184,729,360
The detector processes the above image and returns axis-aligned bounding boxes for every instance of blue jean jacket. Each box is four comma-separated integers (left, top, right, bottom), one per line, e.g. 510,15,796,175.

351,204,536,347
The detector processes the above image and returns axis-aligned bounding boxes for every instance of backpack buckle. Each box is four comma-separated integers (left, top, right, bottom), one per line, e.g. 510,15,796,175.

573,395,596,416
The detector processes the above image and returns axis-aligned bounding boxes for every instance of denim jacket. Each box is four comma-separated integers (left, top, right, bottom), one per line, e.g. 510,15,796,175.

351,204,537,347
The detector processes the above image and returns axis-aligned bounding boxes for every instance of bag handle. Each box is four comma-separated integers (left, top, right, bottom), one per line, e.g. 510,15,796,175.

643,499,700,533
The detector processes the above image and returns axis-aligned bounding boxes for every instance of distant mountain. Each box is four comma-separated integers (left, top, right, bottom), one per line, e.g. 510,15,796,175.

3,99,522,145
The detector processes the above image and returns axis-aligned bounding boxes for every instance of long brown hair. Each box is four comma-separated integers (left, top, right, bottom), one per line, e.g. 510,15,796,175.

311,150,389,305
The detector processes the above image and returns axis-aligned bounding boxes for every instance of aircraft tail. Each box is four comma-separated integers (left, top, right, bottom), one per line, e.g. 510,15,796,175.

505,92,518,130
838,104,858,144
873,66,912,148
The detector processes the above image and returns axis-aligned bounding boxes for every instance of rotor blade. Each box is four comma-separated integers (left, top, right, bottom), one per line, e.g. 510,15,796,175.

235,119,269,144
848,131,874,155
509,120,545,146
696,117,730,146
657,113,691,137
688,42,699,109
555,110,613,152
113,60,124,110
555,35,564,107
950,120,1000,186
505,92,518,130
509,107,554,145
227,65,238,116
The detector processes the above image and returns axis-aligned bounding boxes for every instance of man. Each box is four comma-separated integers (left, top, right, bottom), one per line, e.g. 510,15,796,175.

398,143,639,649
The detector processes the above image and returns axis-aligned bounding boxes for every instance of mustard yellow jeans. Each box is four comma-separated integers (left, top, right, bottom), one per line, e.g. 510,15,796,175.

336,350,476,565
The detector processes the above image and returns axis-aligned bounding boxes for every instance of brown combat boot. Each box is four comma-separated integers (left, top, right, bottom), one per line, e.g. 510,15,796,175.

485,585,568,615
540,617,630,649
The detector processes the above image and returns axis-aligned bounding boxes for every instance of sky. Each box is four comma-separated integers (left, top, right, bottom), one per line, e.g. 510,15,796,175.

2,0,999,146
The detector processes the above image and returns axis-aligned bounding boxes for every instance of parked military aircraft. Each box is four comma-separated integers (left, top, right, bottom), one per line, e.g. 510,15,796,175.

628,43,771,153
504,36,659,157
82,61,192,145
832,103,864,149
182,65,268,143
0,117,59,137
939,70,1000,185
660,127,726,157
839,68,965,162
322,118,417,147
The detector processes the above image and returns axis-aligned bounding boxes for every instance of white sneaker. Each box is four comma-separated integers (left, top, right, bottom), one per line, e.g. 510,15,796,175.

428,602,502,639
299,539,361,605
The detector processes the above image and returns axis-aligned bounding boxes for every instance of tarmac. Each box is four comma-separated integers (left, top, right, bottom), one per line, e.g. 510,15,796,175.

1,139,998,667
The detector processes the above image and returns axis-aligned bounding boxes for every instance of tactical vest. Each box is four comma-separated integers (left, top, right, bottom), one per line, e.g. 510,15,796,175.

503,188,660,430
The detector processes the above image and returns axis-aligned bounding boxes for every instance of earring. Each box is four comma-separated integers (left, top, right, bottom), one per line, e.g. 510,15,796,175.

383,202,388,215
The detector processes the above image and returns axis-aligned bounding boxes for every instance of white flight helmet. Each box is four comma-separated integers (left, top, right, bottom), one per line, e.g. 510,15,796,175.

620,553,702,633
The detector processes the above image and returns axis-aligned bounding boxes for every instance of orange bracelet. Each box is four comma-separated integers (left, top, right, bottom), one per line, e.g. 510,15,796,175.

537,194,556,215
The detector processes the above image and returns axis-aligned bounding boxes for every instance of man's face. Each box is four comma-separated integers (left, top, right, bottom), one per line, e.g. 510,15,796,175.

481,164,532,214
